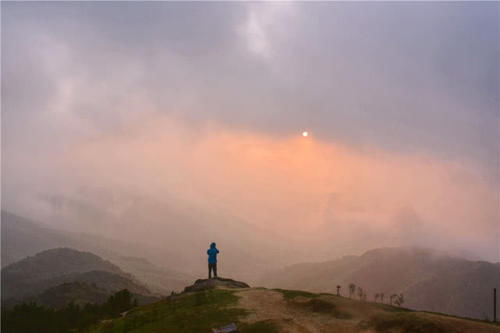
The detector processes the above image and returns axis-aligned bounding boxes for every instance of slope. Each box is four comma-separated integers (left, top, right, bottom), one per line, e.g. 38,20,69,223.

1,248,156,306
89,284,500,333
261,247,500,320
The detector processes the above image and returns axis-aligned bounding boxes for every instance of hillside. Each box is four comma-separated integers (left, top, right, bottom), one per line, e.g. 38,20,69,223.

28,282,110,308
1,210,191,293
260,247,500,320
89,281,500,333
1,248,157,306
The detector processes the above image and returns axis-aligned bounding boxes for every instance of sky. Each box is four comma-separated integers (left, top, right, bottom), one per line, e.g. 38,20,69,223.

2,2,499,272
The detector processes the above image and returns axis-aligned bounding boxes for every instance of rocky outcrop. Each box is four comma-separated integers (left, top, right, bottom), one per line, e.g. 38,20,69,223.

183,277,250,293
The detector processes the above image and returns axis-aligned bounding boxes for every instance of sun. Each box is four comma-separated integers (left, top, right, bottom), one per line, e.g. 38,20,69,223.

302,131,309,137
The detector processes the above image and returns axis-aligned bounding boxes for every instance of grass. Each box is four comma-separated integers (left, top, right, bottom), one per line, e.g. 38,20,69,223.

303,298,336,313
274,288,353,319
90,289,244,333
89,289,279,333
372,302,412,313
358,312,459,333
421,310,500,327
89,287,500,333
272,289,319,300
299,298,353,319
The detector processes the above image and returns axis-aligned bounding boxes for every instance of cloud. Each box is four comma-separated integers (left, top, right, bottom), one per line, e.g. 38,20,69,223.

2,2,499,263
3,2,498,163
237,3,295,60
6,114,497,261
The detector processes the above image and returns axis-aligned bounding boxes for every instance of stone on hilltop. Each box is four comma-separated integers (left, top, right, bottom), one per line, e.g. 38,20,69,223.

183,277,250,293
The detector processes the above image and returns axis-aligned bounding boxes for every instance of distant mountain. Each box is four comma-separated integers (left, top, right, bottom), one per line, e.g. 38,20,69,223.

1,248,157,307
112,256,190,294
261,247,500,320
1,210,191,293
1,211,79,267
2,193,298,283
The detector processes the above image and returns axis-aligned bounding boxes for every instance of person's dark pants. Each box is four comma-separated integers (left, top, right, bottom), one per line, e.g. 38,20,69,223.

208,263,217,279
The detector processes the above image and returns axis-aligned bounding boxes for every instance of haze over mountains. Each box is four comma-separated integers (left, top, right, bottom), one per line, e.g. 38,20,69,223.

1,204,294,284
262,247,500,320
1,211,191,294
1,247,158,307
2,210,499,321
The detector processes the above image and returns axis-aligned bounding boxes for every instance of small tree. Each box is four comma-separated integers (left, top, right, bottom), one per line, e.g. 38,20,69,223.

390,294,397,306
394,293,404,307
336,285,341,296
106,289,133,316
374,293,380,302
349,283,356,298
357,287,364,300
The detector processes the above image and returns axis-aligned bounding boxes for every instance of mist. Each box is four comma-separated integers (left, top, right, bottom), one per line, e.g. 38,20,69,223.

2,1,499,279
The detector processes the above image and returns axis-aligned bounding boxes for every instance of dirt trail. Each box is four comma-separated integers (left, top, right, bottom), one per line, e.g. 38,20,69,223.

235,289,364,333
234,288,500,333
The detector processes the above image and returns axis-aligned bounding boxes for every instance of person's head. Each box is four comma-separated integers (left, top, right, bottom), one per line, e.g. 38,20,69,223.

210,242,216,248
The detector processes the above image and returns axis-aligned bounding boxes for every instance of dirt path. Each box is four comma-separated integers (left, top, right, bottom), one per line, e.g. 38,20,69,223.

233,288,500,333
235,289,362,333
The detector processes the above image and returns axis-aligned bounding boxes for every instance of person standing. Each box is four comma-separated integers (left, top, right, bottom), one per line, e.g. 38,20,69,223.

207,242,219,279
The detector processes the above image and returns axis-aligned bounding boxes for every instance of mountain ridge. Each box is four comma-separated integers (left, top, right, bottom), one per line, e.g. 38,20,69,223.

1,247,157,307
261,247,500,320
1,210,192,293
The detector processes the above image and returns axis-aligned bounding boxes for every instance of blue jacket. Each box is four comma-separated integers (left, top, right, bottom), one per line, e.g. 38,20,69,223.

207,243,219,263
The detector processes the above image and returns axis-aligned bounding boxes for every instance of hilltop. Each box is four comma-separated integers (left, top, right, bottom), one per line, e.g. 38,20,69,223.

89,280,500,333
183,277,250,292
1,248,157,307
261,247,500,320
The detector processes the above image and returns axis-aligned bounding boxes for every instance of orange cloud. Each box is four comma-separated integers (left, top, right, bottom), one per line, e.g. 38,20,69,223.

69,115,497,255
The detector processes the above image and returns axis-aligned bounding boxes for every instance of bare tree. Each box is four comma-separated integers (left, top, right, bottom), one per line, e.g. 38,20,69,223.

349,283,356,298
380,293,385,303
394,293,404,307
357,286,364,300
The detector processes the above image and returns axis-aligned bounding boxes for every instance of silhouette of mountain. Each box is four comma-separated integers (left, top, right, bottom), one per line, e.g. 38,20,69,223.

112,256,190,294
1,210,191,293
183,277,250,292
261,247,500,320
1,248,157,307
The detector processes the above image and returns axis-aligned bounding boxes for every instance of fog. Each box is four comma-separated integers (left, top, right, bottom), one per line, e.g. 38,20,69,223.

2,2,499,278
